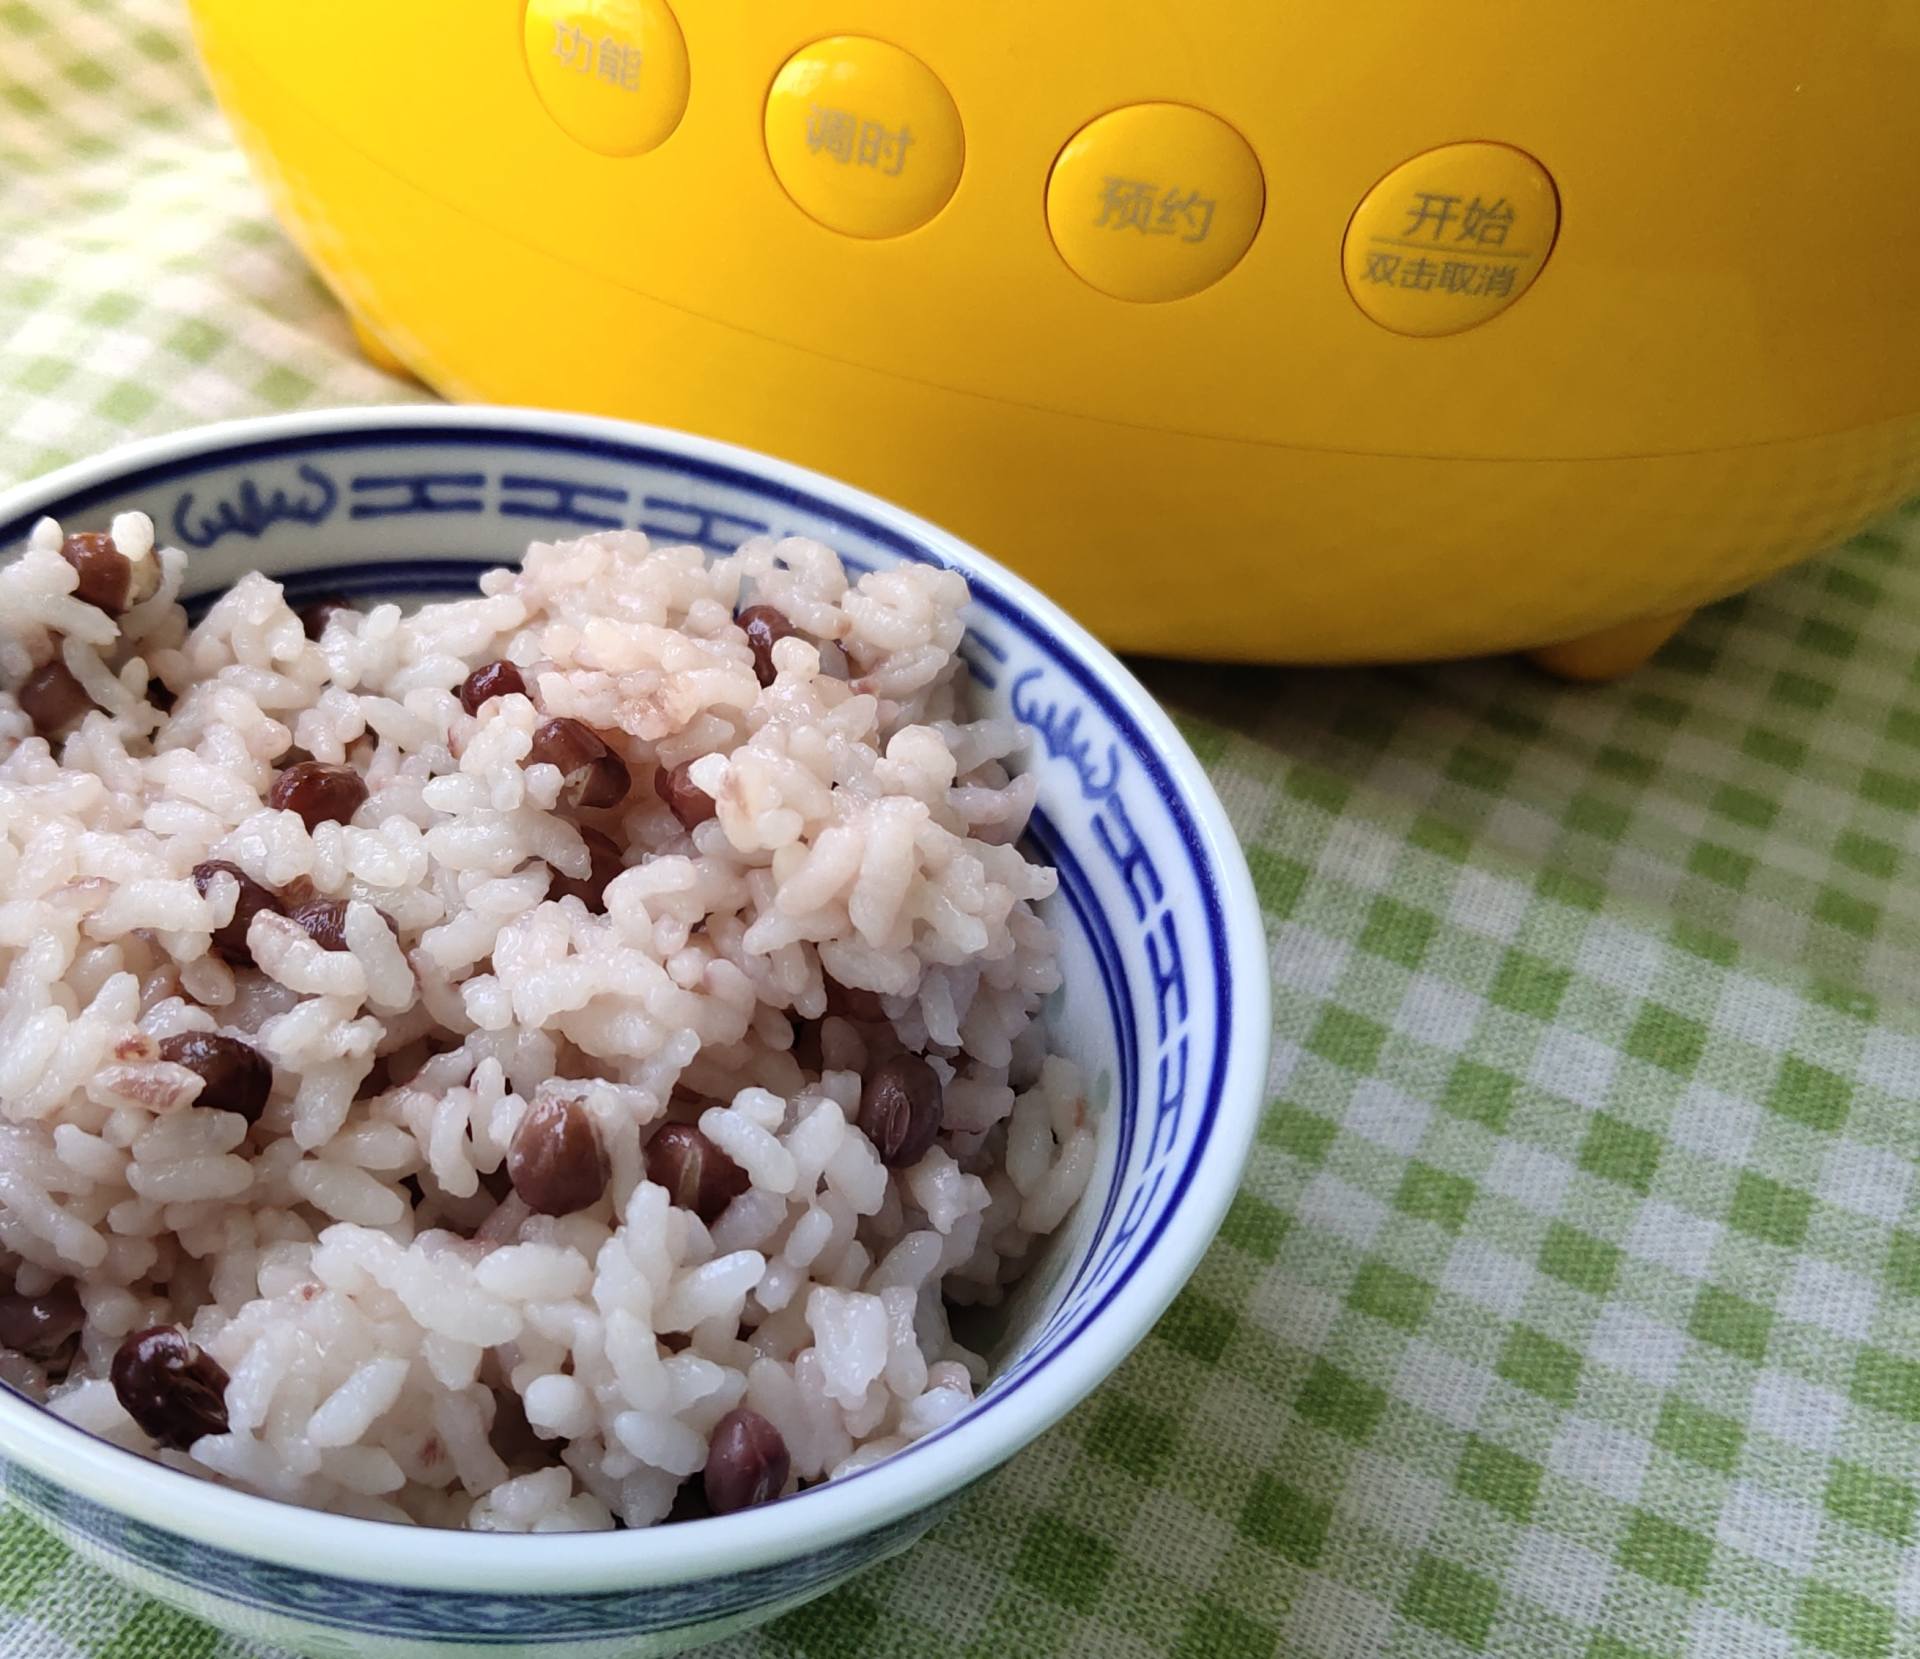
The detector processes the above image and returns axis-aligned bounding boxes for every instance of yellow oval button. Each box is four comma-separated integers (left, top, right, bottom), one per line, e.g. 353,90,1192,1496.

523,0,689,157
1344,142,1559,336
1046,105,1264,304
765,38,964,239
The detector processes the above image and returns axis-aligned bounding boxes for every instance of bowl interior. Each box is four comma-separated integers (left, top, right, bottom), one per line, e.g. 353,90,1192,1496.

0,410,1256,1585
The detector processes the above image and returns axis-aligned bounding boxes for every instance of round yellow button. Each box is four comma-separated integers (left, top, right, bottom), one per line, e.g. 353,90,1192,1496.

765,38,964,239
1344,142,1559,336
522,0,689,158
1046,105,1264,304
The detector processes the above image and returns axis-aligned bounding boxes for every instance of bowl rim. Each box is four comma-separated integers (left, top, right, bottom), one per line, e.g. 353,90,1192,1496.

0,403,1270,1592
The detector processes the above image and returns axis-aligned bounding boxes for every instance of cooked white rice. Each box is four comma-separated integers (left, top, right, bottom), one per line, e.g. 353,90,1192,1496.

0,514,1093,1528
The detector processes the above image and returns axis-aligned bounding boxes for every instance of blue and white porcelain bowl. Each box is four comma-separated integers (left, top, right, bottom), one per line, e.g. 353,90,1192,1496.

0,407,1269,1658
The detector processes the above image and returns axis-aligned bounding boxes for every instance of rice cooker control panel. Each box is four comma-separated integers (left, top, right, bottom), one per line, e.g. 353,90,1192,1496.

517,2,1560,331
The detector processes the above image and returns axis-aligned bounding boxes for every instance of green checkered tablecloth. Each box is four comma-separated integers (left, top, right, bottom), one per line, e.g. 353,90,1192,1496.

8,4,1920,1657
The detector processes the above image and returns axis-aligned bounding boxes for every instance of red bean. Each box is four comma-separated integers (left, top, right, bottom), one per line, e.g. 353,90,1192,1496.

158,1031,272,1122
488,1386,561,1462
60,531,135,614
0,1281,84,1364
190,861,284,967
296,594,358,640
652,759,716,832
527,718,629,811
459,659,526,716
289,897,397,952
824,977,887,1023
790,1018,824,1075
18,658,94,738
736,604,794,687
703,1408,790,1513
665,1475,713,1523
290,898,350,951
507,1096,608,1216
268,760,368,832
645,1122,750,1223
110,1326,230,1450
548,827,624,911
858,1054,943,1168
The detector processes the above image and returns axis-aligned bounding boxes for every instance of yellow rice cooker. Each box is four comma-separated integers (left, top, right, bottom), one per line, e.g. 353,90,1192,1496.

186,0,1920,674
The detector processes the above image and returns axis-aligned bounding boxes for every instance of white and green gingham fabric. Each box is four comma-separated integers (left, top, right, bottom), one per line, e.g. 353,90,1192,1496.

8,4,1920,1656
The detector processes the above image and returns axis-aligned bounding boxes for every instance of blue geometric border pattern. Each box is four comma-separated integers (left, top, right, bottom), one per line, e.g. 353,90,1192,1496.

10,1464,957,1641
1025,810,1138,1324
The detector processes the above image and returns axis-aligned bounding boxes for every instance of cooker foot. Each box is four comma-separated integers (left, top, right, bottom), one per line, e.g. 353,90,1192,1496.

350,315,414,381
1526,609,1695,683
